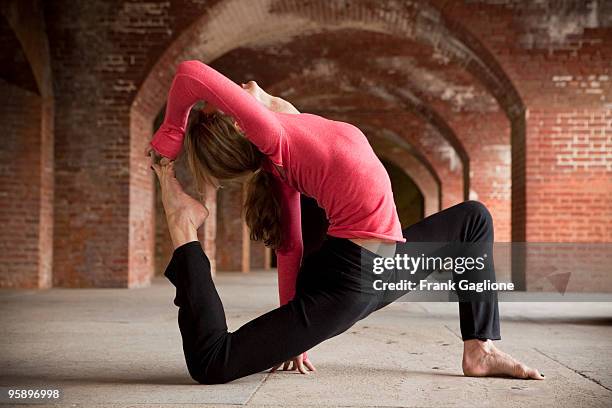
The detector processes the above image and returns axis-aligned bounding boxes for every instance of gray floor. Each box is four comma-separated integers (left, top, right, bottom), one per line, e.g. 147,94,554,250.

1,271,611,407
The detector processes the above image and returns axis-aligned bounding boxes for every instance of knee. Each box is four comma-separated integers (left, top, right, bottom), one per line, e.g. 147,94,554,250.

190,369,232,385
185,334,235,385
461,200,493,225
188,361,233,385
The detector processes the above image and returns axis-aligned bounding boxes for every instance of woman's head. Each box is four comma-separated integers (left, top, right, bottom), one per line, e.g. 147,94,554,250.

185,111,262,187
185,110,283,249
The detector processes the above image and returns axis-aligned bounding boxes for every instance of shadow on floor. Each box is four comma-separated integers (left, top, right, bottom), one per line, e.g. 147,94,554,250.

0,373,196,386
304,363,466,378
502,316,612,326
1,364,470,387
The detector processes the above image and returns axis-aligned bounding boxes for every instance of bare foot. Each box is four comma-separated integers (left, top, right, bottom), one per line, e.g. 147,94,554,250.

462,339,545,380
152,159,208,247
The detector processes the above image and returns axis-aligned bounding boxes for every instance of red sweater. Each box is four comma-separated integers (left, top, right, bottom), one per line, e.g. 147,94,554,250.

151,60,405,305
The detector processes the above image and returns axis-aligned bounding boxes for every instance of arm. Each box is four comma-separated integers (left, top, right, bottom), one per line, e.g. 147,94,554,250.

271,179,316,373
273,177,303,305
150,60,285,160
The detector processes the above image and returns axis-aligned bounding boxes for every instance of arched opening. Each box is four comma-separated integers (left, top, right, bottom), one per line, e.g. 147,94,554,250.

368,136,441,218
132,0,524,282
381,159,424,228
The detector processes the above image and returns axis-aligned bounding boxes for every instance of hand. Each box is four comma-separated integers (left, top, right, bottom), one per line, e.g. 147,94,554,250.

145,144,174,164
144,144,161,158
270,352,316,375
241,81,271,105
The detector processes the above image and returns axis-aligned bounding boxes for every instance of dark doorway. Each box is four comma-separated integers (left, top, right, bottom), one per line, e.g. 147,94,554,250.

381,159,424,228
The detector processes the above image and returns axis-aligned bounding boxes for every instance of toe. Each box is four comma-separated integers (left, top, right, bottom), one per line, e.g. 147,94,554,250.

514,362,545,380
512,363,530,379
528,368,545,380
515,363,545,380
151,163,161,178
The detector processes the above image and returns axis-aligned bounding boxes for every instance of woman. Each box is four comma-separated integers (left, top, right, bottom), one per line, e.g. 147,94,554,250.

147,60,544,384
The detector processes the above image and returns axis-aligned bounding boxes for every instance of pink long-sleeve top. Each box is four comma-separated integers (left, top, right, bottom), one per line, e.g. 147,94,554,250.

151,60,405,305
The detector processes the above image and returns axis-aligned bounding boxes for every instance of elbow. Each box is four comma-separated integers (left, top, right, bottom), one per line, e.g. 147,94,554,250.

176,60,204,75
277,239,303,258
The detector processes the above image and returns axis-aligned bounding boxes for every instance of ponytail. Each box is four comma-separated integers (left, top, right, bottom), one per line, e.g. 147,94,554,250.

244,169,283,249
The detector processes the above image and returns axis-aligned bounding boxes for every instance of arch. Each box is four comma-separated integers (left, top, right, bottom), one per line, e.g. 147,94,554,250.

0,0,53,98
134,0,523,133
131,0,525,281
331,116,462,209
367,133,441,217
425,0,526,245
225,35,509,236
302,61,470,200
206,44,473,203
381,158,425,227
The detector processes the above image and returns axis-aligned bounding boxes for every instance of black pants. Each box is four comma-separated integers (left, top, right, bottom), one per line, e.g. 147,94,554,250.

164,200,500,384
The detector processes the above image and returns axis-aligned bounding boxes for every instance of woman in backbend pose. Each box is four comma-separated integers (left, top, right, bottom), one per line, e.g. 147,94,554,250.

146,60,544,384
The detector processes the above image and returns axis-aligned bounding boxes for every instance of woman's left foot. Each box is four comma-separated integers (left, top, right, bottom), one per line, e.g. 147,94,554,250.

153,159,208,229
462,339,545,380
151,158,208,248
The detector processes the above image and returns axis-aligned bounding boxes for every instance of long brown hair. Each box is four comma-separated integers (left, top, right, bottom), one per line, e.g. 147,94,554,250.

185,110,283,249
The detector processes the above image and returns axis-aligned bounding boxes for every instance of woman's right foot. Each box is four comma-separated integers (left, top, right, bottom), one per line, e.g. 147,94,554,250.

462,339,545,380
152,159,208,247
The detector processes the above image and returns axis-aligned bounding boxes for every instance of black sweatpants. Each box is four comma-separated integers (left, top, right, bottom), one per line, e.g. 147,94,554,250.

164,200,500,384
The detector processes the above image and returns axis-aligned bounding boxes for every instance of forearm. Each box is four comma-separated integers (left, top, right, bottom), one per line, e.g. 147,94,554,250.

276,223,303,305
273,178,303,305
150,72,205,158
277,251,301,305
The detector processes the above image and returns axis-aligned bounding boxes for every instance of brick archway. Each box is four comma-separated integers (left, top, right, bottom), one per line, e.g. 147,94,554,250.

132,0,525,281
347,119,463,210
134,0,523,160
368,136,441,218
298,65,470,201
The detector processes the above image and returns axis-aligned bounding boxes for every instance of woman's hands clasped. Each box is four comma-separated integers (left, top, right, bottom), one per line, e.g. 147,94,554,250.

146,144,174,163
144,144,160,160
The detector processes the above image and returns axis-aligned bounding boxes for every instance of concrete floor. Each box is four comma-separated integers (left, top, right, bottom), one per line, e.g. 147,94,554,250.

1,271,611,408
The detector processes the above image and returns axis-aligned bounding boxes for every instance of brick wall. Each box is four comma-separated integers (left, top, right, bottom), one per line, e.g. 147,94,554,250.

435,0,612,290
153,153,218,275
45,0,175,287
0,0,53,289
0,81,48,288
0,0,609,290
525,108,611,242
216,182,249,272
453,111,512,242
